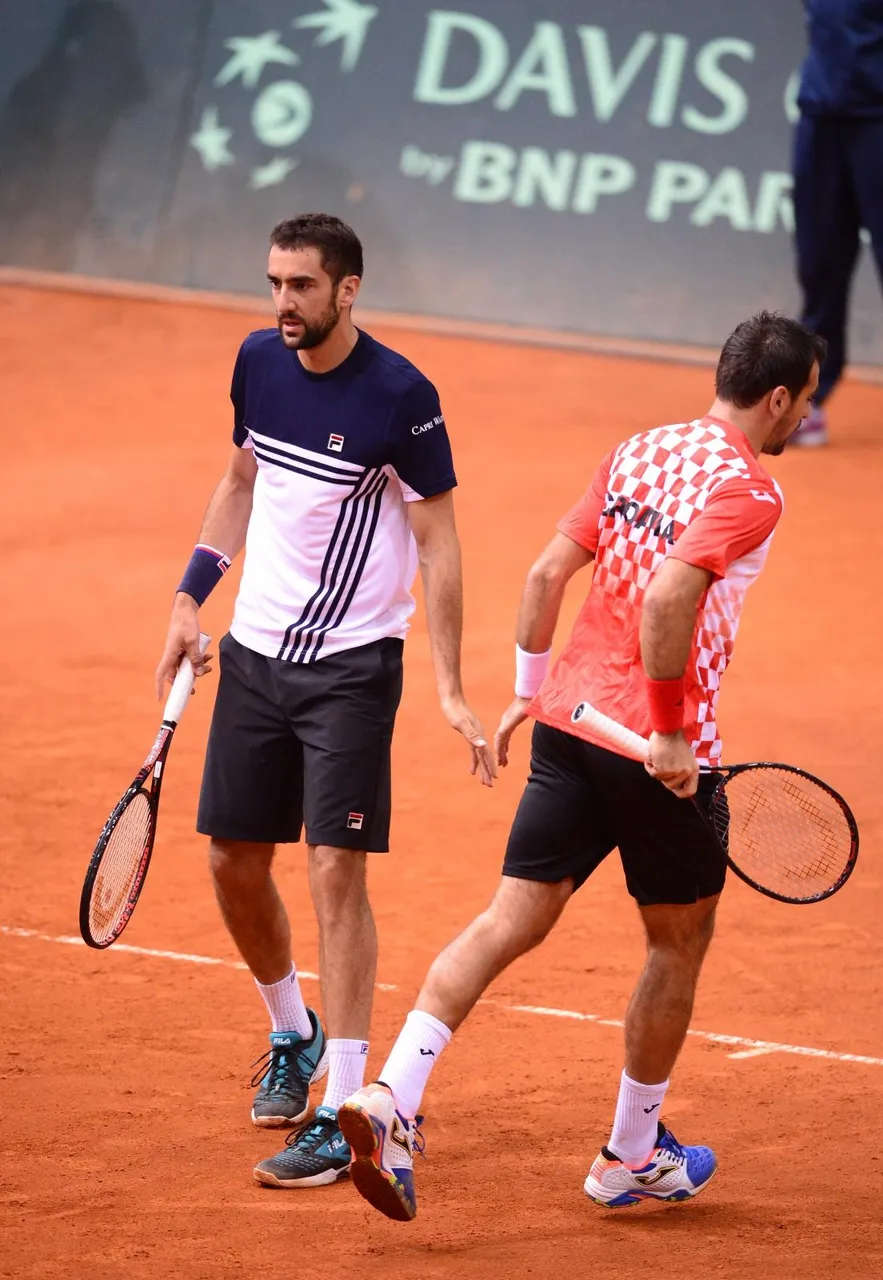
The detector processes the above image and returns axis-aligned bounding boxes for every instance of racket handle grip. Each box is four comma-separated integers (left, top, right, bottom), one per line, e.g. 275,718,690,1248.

571,701,650,763
162,633,211,726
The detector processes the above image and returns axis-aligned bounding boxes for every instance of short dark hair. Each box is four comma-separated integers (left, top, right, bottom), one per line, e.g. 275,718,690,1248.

269,214,363,284
715,311,827,408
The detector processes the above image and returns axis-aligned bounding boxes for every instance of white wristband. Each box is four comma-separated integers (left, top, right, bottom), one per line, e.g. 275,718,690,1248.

515,644,552,699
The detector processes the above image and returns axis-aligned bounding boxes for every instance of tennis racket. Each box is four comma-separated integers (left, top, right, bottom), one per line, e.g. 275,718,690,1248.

78,635,210,949
570,700,858,905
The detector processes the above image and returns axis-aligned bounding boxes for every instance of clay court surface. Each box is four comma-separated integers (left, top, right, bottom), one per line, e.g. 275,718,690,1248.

1,282,882,1279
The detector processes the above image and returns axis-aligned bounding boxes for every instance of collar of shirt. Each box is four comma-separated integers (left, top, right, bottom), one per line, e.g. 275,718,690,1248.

289,328,373,384
699,414,760,463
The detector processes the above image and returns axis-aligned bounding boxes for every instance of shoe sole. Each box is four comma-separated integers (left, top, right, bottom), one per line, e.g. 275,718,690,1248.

585,1165,717,1208
338,1101,415,1223
250,1046,330,1129
253,1165,349,1189
251,1111,306,1129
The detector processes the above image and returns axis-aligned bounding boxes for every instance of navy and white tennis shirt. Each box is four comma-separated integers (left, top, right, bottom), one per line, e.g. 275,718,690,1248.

228,328,457,663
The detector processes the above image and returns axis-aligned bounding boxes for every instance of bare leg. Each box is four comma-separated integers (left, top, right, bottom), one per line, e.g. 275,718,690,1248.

589,898,722,1196
308,846,376,1040
338,875,574,1219
338,877,572,1220
209,839,291,984
625,895,719,1083
416,876,574,1032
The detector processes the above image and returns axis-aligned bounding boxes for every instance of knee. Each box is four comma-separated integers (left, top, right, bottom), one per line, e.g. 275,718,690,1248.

645,938,705,980
309,846,369,921
482,877,571,957
208,840,273,890
642,899,718,972
504,907,556,955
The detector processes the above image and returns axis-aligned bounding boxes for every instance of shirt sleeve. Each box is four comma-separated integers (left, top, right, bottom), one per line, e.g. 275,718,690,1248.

230,343,251,448
386,379,457,502
669,476,783,580
556,452,614,553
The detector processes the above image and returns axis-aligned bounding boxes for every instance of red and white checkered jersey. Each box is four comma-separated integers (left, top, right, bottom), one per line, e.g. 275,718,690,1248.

531,416,783,765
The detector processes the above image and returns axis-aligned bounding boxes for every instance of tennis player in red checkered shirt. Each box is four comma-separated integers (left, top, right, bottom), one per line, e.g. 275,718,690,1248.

336,311,826,1221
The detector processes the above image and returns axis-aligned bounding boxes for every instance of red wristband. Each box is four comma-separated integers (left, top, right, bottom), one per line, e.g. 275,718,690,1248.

645,676,686,734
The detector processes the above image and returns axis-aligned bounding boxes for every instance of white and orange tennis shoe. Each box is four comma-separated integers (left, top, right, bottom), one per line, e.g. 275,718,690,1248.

338,1083,423,1222
584,1123,717,1207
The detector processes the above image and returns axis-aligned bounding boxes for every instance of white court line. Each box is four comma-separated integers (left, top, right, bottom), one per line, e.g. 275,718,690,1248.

0,926,400,988
4,925,882,1069
0,926,318,982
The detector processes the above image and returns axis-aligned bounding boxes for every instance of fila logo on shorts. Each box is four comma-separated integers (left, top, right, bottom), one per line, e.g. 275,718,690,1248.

327,433,345,452
347,812,364,829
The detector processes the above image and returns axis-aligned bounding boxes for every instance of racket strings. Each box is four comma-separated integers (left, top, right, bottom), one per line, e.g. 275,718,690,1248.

711,767,853,899
88,792,153,944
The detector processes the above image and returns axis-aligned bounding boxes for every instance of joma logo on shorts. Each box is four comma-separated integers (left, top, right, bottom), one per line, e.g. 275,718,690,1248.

603,492,677,543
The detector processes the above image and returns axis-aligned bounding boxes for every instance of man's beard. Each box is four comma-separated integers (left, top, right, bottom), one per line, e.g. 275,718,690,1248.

763,415,800,456
277,302,340,350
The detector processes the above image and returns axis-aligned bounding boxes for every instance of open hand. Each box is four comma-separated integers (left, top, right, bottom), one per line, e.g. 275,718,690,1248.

440,695,497,787
494,696,531,768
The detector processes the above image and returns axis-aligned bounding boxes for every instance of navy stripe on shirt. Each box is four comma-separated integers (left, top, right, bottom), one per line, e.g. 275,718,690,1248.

252,446,359,486
277,467,385,661
298,475,389,663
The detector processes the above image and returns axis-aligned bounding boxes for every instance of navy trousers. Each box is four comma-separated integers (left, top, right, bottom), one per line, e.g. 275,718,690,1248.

793,113,883,402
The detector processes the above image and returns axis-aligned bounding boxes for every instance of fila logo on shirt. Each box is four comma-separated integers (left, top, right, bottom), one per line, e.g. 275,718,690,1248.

347,812,364,830
603,491,677,544
327,433,345,452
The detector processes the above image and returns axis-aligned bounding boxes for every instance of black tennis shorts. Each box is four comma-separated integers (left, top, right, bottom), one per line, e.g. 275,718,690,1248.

503,722,727,906
197,632,404,851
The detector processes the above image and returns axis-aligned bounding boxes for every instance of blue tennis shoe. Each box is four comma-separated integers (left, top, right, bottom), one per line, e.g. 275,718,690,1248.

584,1122,717,1207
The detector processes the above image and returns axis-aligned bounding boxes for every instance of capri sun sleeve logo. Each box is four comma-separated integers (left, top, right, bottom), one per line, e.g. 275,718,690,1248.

411,414,444,436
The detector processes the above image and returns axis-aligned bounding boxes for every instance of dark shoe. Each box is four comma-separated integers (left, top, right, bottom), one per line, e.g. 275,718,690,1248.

250,1010,328,1128
253,1106,351,1188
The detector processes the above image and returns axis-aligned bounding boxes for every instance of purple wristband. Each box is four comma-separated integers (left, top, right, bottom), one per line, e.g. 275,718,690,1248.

176,544,231,606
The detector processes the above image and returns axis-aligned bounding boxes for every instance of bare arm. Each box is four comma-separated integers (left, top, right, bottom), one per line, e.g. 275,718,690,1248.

496,532,594,766
408,491,464,701
639,557,713,796
640,557,711,678
516,532,594,652
407,491,495,787
187,444,257,568
155,446,257,696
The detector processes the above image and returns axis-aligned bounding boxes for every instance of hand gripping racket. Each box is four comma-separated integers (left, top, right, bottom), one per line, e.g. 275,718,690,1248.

78,635,210,948
571,700,858,905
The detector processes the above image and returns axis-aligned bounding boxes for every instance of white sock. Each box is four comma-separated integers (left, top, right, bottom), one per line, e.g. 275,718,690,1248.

378,1009,452,1120
255,966,312,1039
322,1039,369,1112
607,1070,670,1166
